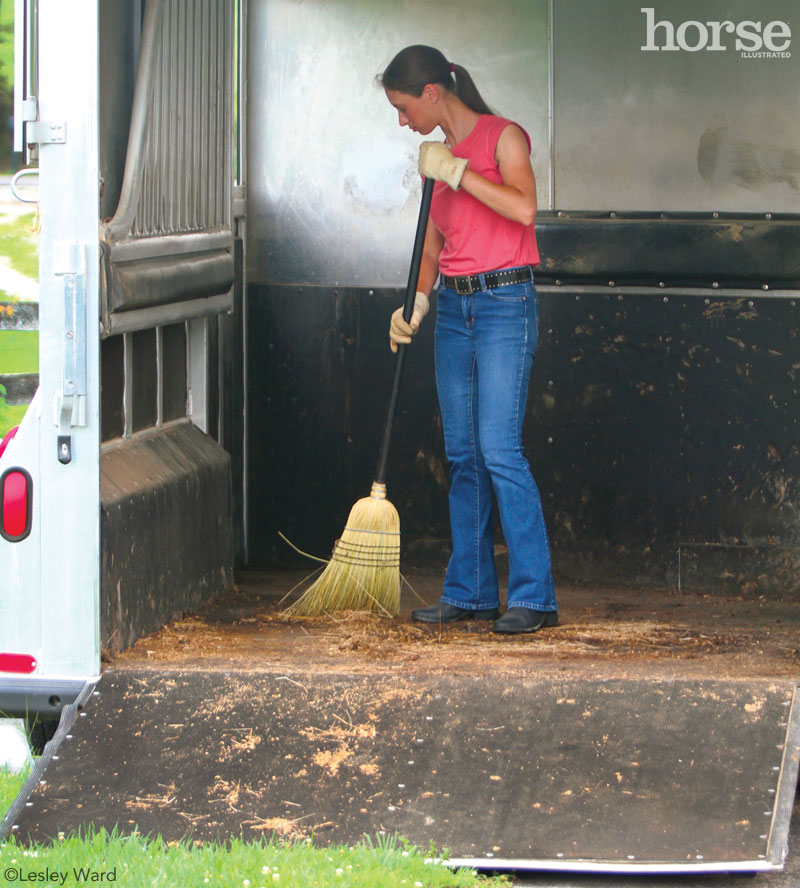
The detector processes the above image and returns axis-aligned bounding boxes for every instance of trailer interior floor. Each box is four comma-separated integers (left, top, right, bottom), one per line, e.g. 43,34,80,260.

111,568,800,681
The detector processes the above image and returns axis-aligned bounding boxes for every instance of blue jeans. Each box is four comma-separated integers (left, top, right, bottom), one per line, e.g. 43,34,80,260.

434,274,557,612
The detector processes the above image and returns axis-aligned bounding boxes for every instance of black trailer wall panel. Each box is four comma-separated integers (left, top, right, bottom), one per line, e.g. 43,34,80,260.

246,283,799,595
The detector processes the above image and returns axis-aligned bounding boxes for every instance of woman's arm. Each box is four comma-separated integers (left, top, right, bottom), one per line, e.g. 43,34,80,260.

458,124,537,226
416,217,445,294
389,218,444,353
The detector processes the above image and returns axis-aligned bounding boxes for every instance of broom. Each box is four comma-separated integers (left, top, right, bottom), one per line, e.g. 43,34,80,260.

284,177,435,617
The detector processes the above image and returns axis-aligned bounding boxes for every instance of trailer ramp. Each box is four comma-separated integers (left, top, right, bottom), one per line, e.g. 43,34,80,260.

6,668,799,875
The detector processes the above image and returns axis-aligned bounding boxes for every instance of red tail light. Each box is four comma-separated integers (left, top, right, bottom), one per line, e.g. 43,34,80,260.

0,653,37,674
1,467,33,542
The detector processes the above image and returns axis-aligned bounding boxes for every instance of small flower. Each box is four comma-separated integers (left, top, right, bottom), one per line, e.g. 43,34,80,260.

244,881,251,886
262,867,270,874
335,868,343,875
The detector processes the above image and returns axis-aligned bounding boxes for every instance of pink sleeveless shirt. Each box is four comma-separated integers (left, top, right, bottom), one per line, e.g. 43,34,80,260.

430,115,540,276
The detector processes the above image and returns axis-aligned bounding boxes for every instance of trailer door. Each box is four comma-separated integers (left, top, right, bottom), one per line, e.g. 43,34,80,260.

0,0,101,715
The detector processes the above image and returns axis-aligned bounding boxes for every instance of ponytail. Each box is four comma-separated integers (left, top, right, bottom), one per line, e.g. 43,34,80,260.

450,62,495,116
379,45,495,116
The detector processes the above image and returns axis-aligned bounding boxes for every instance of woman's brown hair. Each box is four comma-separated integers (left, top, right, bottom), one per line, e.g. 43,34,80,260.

379,45,495,116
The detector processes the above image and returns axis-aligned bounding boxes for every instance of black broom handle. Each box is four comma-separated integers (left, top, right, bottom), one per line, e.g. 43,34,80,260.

374,176,435,485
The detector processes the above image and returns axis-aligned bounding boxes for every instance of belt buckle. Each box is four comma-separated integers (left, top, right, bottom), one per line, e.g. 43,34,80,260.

456,276,474,295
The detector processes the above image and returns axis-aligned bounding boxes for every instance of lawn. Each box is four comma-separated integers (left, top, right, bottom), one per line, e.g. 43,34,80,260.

0,329,38,437
0,213,39,281
0,767,506,887
0,329,38,373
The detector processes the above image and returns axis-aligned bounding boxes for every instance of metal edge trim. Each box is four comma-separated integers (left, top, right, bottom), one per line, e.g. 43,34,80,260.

440,858,777,875
536,285,800,299
766,683,800,866
0,678,99,841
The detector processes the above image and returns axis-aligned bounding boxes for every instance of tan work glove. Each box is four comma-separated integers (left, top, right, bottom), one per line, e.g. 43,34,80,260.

419,141,468,190
389,291,430,353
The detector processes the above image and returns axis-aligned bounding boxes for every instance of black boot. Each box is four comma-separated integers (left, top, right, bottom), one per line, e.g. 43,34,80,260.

492,607,558,634
412,602,500,623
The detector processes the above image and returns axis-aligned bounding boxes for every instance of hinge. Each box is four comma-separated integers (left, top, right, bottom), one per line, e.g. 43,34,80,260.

22,96,66,145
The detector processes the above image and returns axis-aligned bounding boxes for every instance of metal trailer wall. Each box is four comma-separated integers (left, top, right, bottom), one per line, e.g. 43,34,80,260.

245,0,800,594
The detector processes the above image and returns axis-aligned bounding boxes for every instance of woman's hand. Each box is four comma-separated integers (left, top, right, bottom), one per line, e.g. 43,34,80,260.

389,291,430,353
419,142,468,190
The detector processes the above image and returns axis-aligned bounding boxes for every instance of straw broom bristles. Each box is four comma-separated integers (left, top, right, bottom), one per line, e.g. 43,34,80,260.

283,482,401,617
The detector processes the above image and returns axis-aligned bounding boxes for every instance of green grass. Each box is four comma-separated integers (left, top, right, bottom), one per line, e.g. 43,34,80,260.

1,762,29,816
0,0,11,84
0,329,38,373
0,830,506,888
0,396,28,437
0,770,507,887
0,213,39,281
0,329,38,437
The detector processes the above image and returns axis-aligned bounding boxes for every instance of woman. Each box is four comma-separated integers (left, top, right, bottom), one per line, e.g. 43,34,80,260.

381,45,557,634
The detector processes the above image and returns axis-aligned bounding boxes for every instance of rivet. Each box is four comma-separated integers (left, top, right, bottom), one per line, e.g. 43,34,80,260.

658,282,665,288
663,296,669,303
748,301,754,308
704,298,710,305
713,211,719,218
610,212,616,219
608,280,615,287
547,437,554,444
766,212,772,220
763,284,770,290
712,282,719,288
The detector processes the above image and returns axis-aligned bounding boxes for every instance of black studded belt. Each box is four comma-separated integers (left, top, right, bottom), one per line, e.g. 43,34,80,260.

441,265,533,295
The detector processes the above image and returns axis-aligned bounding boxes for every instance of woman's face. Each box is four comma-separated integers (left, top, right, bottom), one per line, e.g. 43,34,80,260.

384,88,438,135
